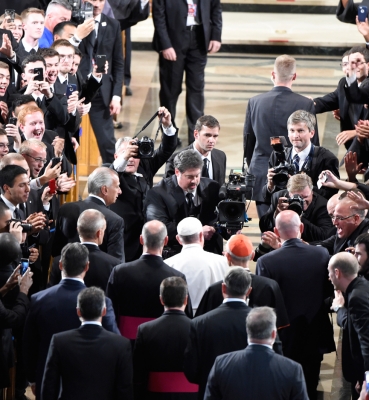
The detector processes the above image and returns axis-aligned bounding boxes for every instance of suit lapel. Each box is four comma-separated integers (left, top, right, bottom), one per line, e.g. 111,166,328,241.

211,153,220,182
96,14,108,53
310,146,318,175
170,176,187,219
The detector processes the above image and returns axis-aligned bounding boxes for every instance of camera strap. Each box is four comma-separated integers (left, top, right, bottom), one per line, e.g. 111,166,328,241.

132,111,164,142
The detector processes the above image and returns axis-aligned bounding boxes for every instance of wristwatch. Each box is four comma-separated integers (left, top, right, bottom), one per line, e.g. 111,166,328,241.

333,304,343,312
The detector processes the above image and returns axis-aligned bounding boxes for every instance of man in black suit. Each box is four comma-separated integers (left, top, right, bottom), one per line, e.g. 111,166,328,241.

41,286,133,400
165,115,227,186
184,267,268,400
110,106,177,261
52,166,125,261
204,307,309,400
256,210,335,400
244,55,319,218
49,209,121,289
144,149,223,255
152,0,222,144
329,252,369,399
23,242,119,399
264,110,339,202
106,220,193,343
78,0,124,164
314,47,369,150
133,276,197,399
196,234,290,330
260,174,334,242
316,196,369,255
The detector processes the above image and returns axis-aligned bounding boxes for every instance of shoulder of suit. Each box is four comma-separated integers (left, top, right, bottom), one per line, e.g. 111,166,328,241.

314,145,337,160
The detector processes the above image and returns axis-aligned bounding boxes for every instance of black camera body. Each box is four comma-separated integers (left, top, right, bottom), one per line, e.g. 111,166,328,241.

270,136,296,187
68,0,93,24
216,170,255,233
136,136,155,159
285,194,304,216
10,219,32,233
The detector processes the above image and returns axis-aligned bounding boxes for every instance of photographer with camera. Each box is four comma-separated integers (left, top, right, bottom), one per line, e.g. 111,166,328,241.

260,174,334,242
109,106,177,262
263,110,339,204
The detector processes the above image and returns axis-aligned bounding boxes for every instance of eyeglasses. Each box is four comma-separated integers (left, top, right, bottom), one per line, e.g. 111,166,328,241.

0,143,9,148
330,214,357,221
25,154,47,164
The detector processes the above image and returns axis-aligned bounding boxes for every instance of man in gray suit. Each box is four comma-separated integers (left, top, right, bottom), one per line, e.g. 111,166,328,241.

204,307,309,400
243,54,319,218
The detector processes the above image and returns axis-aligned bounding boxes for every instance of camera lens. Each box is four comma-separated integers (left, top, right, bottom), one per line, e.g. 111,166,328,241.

273,172,289,186
222,202,244,222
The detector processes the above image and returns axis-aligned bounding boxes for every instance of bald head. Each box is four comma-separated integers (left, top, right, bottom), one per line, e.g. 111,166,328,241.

275,210,302,240
141,220,168,250
329,252,359,278
327,193,340,216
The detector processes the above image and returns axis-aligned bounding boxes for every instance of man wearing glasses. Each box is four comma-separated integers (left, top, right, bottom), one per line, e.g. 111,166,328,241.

314,46,369,150
316,197,369,255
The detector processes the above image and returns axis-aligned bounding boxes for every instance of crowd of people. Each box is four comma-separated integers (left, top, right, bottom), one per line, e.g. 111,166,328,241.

2,0,369,399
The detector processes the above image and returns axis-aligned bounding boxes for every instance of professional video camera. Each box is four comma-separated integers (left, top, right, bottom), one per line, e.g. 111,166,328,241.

283,194,304,216
270,136,296,187
216,169,255,233
68,0,93,25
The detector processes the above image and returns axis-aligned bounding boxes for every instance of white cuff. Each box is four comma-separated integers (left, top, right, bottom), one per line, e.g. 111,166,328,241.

162,124,176,136
112,95,121,102
43,203,50,211
113,156,129,172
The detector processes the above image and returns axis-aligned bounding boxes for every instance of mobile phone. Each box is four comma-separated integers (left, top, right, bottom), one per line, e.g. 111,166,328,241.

365,371,369,392
20,258,29,275
51,156,62,168
5,9,15,22
66,84,77,99
49,178,56,195
33,67,44,81
84,2,94,19
358,6,368,22
95,55,106,73
8,117,17,125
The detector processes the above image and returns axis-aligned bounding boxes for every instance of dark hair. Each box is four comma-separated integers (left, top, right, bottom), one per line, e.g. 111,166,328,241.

60,243,89,277
173,149,203,173
246,307,277,340
0,233,22,268
74,47,82,58
77,287,105,320
11,95,35,111
194,115,220,132
21,54,46,71
0,128,7,137
348,46,369,63
160,277,188,308
53,20,77,36
37,47,60,60
223,267,251,297
354,233,369,255
0,165,28,192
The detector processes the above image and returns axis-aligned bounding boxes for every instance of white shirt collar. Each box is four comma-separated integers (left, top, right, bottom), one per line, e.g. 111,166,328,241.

58,73,68,85
223,298,246,304
22,38,39,53
248,343,273,350
192,143,212,162
62,277,84,283
292,142,311,162
31,92,44,101
82,321,102,326
88,194,106,205
95,14,102,23
81,242,98,246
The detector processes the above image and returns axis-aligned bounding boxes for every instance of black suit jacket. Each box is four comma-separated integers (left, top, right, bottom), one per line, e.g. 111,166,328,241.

152,0,222,53
314,77,368,148
79,13,124,107
165,144,227,186
256,238,335,358
184,302,252,400
52,195,125,261
196,273,289,330
133,310,196,399
263,145,339,201
204,345,308,400
244,86,319,202
106,255,193,330
48,243,120,290
110,132,177,261
41,324,133,400
336,276,369,382
259,190,334,242
144,175,223,254
23,279,119,399
316,219,369,255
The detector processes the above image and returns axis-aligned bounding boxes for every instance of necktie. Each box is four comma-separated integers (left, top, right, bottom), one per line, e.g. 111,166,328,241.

14,207,21,220
29,48,36,55
293,154,300,173
36,97,42,108
186,193,195,216
202,158,209,178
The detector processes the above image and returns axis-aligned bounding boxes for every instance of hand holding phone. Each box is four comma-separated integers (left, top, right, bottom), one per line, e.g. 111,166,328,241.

358,6,368,22
21,258,29,276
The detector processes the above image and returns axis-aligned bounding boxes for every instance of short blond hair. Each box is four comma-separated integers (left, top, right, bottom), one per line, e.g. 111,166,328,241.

18,106,44,126
286,173,313,193
19,139,47,155
21,8,45,22
274,55,296,83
